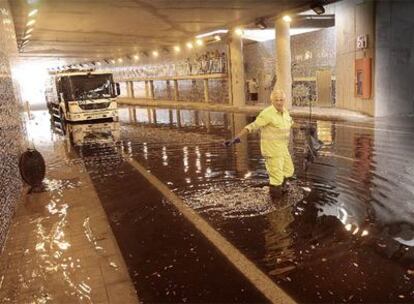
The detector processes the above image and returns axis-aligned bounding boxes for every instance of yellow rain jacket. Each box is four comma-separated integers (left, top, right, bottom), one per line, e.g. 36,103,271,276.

245,105,294,186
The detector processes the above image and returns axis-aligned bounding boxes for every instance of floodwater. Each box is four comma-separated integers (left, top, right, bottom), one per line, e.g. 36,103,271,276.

43,106,414,302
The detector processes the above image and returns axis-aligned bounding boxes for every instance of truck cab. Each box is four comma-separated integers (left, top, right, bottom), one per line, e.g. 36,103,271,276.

47,71,120,122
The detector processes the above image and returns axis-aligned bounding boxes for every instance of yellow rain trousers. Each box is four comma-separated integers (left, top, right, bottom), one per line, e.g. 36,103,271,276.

245,105,294,186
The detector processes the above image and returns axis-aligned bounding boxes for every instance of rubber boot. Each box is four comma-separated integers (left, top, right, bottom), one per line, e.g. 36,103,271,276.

269,185,283,205
282,176,295,194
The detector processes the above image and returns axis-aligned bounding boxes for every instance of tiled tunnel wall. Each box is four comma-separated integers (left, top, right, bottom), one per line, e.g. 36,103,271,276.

111,43,229,103
0,1,23,250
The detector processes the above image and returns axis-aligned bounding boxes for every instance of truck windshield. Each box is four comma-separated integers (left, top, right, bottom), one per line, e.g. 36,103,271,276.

69,74,116,100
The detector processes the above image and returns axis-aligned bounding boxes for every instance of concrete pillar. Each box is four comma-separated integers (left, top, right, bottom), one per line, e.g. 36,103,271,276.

194,110,200,126
227,30,246,107
169,110,174,125
223,113,229,130
149,80,155,99
129,107,137,122
173,80,179,101
152,108,157,123
275,17,292,109
203,79,209,103
203,112,211,132
147,108,152,123
176,109,181,128
166,80,171,99
126,81,133,98
144,81,149,98
128,108,134,122
129,81,135,98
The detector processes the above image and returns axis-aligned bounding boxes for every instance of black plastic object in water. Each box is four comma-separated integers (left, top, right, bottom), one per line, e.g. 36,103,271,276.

19,148,46,187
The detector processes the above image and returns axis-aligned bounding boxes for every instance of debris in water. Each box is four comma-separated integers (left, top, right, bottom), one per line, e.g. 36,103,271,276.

182,180,307,218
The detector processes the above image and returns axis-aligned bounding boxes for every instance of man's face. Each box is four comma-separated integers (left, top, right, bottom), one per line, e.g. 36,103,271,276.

271,92,285,112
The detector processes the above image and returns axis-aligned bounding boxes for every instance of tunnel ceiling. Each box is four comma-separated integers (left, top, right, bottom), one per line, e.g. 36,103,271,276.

10,0,312,65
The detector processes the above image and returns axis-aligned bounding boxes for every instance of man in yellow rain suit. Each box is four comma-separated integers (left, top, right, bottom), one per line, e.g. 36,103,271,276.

224,89,294,202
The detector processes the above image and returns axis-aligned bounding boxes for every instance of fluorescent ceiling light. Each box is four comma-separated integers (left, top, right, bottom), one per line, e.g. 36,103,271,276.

195,39,203,46
241,28,320,42
290,28,320,36
26,19,36,26
196,29,228,39
28,9,38,17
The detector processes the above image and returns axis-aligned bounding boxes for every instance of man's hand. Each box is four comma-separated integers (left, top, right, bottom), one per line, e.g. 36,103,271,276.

223,137,241,147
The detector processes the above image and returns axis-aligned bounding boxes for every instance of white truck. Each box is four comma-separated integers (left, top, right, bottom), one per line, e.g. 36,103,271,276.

46,70,120,123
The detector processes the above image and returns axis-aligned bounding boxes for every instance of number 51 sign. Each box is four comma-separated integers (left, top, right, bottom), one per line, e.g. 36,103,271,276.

357,35,368,50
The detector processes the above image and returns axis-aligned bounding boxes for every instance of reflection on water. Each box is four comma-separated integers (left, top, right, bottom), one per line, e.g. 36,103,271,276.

66,121,121,146
53,106,414,302
0,175,96,303
0,111,133,303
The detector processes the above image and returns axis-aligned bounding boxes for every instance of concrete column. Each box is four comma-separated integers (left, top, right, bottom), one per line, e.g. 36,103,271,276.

173,80,179,101
128,107,137,122
203,79,209,103
166,80,171,99
194,110,200,126
223,113,229,130
176,109,181,128
227,30,246,107
126,81,132,98
149,80,155,99
127,81,135,98
203,112,211,132
147,108,152,123
152,109,157,124
275,17,292,109
144,81,149,98
169,110,174,125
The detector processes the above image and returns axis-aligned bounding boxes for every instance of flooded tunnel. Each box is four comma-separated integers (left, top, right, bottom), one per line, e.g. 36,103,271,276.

1,0,414,303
